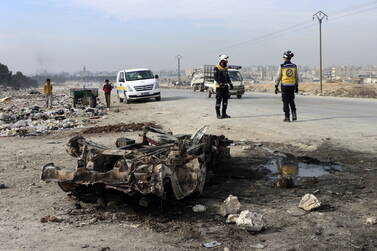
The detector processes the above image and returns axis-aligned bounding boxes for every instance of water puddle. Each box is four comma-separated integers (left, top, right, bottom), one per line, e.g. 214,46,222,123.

265,158,342,178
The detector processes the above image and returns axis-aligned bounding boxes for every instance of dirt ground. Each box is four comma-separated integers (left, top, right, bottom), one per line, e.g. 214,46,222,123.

1,88,377,251
247,81,377,99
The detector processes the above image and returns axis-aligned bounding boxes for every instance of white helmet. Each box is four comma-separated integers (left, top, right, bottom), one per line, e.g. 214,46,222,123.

219,54,229,62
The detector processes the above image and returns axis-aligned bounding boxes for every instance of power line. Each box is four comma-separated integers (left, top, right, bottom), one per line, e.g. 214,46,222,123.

210,1,377,53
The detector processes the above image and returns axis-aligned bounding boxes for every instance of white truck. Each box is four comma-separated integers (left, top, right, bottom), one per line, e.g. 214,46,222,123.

115,68,161,103
191,65,245,99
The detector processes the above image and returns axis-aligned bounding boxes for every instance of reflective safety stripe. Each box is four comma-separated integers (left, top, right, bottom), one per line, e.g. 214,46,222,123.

281,67,297,85
116,86,127,91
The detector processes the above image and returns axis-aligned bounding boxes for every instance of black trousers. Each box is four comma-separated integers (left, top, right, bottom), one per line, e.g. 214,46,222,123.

281,86,296,116
105,93,111,108
215,85,229,114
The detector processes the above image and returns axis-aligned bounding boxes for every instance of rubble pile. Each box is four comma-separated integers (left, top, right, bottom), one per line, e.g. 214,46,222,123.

0,89,107,136
41,126,232,202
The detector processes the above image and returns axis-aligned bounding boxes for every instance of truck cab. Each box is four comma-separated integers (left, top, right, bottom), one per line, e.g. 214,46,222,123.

115,68,161,103
191,65,245,98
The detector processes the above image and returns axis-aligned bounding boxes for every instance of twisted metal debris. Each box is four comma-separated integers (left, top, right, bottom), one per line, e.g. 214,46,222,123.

41,126,232,201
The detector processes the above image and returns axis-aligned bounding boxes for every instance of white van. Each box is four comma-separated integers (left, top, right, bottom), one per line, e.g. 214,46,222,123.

115,68,161,103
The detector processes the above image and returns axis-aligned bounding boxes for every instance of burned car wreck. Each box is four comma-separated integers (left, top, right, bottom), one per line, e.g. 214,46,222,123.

41,127,232,202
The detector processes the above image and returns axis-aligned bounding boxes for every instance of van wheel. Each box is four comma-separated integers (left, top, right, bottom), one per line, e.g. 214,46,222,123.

237,95,242,99
155,96,161,101
125,96,131,104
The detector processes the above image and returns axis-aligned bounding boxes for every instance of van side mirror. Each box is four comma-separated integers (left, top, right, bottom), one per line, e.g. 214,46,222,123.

155,75,159,79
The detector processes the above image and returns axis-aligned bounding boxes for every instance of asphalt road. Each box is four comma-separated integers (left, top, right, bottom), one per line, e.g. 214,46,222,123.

133,88,377,153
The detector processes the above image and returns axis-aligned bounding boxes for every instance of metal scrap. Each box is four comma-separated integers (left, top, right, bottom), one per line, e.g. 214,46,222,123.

41,126,232,202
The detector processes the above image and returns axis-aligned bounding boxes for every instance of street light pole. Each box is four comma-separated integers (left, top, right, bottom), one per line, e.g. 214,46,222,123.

176,55,182,84
313,11,328,95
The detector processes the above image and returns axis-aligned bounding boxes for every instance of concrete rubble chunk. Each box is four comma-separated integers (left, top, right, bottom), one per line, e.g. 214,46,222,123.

366,217,377,225
235,210,265,232
192,204,206,212
226,214,239,224
219,195,241,217
298,194,321,211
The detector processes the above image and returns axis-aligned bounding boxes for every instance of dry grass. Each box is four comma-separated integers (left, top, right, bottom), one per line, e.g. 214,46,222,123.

246,82,377,98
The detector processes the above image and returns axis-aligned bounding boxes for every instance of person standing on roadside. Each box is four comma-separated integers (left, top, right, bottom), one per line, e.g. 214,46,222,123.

103,79,113,108
275,51,299,122
214,54,233,119
44,78,53,108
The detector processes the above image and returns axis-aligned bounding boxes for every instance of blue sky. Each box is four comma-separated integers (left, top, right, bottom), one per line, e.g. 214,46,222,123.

0,0,376,74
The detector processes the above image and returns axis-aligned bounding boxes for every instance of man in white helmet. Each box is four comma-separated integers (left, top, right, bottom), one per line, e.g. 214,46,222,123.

275,50,299,122
214,54,233,119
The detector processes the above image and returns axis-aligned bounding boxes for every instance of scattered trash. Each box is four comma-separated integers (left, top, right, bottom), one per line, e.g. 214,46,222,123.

0,90,108,137
192,204,207,213
41,126,232,202
298,194,321,211
235,210,265,232
366,217,377,225
219,195,241,217
203,241,222,248
40,215,63,223
226,214,239,224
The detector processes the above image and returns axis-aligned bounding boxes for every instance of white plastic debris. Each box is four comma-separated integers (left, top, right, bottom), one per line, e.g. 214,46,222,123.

219,195,241,217
298,194,321,211
235,210,265,232
202,241,222,248
192,204,206,213
366,217,377,225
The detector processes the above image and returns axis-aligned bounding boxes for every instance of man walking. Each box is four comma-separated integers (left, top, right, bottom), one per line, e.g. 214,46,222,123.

275,51,299,122
214,54,233,119
44,78,53,108
103,79,113,108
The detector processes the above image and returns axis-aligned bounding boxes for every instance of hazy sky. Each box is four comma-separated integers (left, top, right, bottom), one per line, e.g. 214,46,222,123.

1,0,376,74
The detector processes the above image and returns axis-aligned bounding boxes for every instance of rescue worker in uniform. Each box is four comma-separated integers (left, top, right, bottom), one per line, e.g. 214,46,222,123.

275,51,299,122
214,54,233,119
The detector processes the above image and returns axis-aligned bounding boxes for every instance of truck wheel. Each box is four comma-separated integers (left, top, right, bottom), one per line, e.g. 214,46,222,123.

72,98,77,108
237,95,242,99
155,96,161,101
193,85,197,92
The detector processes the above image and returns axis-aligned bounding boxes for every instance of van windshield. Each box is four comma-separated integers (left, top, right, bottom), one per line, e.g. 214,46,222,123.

125,70,154,81
228,71,243,81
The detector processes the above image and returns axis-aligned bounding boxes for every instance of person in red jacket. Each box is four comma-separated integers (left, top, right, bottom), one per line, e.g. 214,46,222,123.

103,79,113,108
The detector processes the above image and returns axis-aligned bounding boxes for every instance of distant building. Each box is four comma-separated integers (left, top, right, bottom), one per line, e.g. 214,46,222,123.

360,74,377,84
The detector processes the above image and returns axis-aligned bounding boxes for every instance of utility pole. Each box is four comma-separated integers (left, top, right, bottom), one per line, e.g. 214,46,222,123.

176,55,182,84
313,11,328,95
